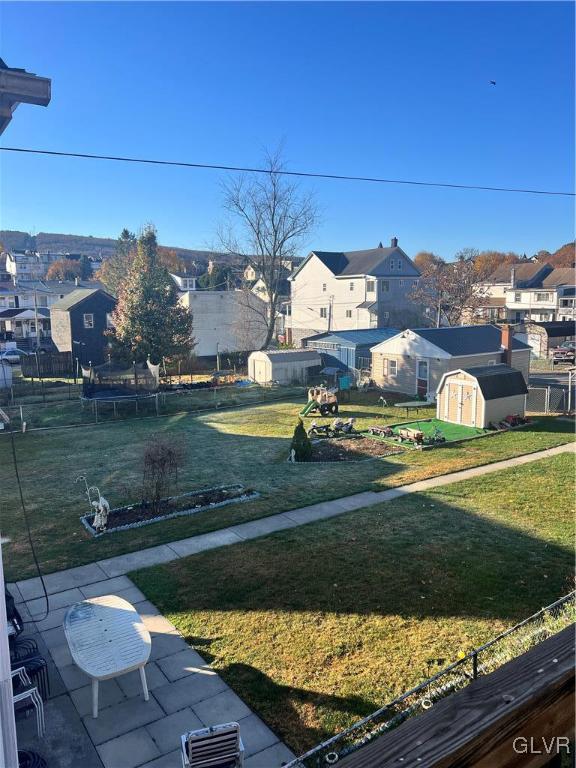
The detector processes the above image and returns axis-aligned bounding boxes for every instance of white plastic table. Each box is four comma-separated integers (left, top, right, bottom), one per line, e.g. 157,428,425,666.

64,594,151,718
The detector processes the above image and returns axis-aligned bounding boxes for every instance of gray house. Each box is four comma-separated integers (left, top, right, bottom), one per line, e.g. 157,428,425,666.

50,288,116,365
371,324,531,398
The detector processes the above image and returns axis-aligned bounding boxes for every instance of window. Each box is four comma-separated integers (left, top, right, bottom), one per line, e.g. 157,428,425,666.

399,279,405,288
381,311,390,320
320,308,327,318
345,310,352,318
381,280,389,292
514,292,521,302
388,359,397,377
106,313,114,329
366,280,375,293
38,296,48,307
322,283,327,292
349,282,354,291
396,259,403,271
535,292,551,302
417,360,428,381
83,313,94,329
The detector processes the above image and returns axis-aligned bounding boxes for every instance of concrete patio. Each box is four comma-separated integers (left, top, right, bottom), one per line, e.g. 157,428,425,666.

10,571,295,768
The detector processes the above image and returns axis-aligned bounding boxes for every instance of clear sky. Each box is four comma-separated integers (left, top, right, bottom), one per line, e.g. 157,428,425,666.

0,1,574,259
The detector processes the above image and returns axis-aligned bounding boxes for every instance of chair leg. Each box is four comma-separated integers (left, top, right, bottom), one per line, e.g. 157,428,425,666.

92,679,99,718
139,666,149,701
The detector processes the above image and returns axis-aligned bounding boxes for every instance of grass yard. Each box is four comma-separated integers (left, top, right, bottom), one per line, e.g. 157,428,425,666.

133,454,575,755
1,390,573,579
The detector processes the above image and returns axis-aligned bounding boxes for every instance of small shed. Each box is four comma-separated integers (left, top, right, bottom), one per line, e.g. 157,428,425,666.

436,364,528,428
303,328,398,371
248,349,321,385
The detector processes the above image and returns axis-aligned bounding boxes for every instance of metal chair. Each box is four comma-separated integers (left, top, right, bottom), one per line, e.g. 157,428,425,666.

12,667,45,738
181,722,244,768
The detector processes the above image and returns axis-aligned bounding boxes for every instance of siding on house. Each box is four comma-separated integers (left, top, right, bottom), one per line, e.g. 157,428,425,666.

372,348,530,395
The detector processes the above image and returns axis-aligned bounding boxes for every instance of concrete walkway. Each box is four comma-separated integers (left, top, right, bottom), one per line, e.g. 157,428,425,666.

13,441,575,598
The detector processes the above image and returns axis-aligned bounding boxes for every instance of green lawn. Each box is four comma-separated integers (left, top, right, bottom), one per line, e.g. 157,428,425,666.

388,417,489,442
133,454,575,755
1,390,573,579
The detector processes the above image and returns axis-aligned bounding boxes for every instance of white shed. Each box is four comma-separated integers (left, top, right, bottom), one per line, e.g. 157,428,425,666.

248,349,322,385
436,364,528,428
0,362,12,389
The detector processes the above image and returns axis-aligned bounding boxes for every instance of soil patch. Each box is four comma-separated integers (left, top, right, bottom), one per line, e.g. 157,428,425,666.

82,484,258,536
310,435,404,462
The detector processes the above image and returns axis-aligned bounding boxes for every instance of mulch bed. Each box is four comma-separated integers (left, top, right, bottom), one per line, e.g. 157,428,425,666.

82,484,257,536
310,435,404,462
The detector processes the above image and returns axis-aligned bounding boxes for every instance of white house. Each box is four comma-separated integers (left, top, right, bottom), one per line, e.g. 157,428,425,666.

505,268,576,323
179,290,268,357
286,238,421,345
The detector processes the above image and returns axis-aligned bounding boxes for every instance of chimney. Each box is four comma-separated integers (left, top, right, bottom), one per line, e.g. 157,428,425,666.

501,324,513,366
391,237,398,248
378,241,383,249
510,267,516,289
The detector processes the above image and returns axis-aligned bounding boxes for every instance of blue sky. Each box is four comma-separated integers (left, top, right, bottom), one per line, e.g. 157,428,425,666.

0,1,573,259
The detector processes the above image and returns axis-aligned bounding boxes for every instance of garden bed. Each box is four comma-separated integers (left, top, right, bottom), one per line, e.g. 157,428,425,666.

309,435,404,462
81,484,259,536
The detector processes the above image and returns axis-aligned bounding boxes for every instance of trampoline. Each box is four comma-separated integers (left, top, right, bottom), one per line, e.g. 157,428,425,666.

81,360,160,420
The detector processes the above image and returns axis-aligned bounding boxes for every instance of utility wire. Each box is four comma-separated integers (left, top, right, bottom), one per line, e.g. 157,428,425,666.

0,146,573,197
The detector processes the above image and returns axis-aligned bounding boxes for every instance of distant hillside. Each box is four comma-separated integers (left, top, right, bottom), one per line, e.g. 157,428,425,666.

0,230,240,267
537,241,575,268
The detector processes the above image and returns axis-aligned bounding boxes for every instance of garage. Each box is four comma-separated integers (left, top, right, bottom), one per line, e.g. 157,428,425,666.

436,364,528,428
248,349,322,385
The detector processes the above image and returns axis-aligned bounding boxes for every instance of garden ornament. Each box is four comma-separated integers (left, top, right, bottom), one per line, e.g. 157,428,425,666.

92,495,111,532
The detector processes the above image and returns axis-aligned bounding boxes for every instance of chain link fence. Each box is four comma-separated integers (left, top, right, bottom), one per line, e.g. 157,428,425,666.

526,385,573,414
284,593,575,768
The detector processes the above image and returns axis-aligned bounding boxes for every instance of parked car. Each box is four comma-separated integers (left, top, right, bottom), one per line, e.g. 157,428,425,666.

0,348,30,364
552,347,575,364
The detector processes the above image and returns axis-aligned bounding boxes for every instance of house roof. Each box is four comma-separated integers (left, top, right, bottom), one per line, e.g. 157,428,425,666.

256,349,321,363
356,300,378,311
542,268,576,288
304,328,399,347
0,307,50,319
50,288,114,311
460,364,528,400
415,324,530,356
487,263,550,287
294,244,420,279
526,320,576,337
477,297,506,307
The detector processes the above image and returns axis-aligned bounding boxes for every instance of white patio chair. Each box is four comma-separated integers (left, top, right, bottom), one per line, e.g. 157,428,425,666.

181,722,244,768
12,666,45,737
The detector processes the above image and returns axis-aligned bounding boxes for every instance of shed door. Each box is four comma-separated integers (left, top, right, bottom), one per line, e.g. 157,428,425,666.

446,382,476,425
254,360,267,382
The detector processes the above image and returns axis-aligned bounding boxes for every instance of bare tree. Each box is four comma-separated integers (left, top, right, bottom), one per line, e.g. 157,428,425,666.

141,437,186,515
219,149,318,349
410,252,489,327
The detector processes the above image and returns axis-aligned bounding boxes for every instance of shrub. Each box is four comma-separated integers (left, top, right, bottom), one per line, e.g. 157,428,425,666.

291,419,312,462
142,437,186,513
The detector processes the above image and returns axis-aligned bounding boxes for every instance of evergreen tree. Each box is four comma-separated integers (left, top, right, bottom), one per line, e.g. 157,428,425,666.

96,228,137,295
290,419,312,462
111,226,194,364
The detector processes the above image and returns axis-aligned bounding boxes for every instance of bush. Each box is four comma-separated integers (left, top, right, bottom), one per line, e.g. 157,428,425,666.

291,419,312,462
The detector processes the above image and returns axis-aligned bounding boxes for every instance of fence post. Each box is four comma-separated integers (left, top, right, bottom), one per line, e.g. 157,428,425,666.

545,386,551,414
472,651,478,680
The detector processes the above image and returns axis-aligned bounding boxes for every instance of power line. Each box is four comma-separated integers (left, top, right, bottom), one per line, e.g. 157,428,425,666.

0,146,573,197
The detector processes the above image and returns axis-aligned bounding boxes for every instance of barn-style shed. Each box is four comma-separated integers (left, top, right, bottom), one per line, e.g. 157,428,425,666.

248,349,321,385
436,364,528,428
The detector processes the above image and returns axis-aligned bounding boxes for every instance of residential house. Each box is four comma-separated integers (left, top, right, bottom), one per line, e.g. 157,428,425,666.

371,324,531,398
0,278,105,346
505,267,576,323
170,272,198,292
179,290,268,357
50,288,116,365
286,238,421,345
517,320,576,358
472,263,553,323
303,328,399,371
